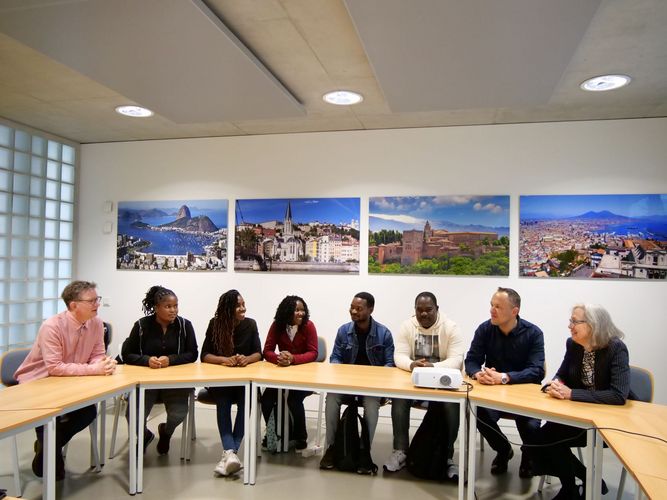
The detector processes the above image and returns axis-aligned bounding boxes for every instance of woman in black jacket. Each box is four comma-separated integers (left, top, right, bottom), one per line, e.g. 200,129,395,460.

122,285,198,454
534,303,630,499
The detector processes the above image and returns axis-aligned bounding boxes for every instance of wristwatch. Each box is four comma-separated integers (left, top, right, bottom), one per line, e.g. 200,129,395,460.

500,373,509,385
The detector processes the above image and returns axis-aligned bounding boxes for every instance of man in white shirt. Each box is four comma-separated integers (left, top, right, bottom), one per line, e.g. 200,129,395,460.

383,292,465,477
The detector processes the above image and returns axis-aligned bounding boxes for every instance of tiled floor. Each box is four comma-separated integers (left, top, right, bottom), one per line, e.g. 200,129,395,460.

1,404,632,499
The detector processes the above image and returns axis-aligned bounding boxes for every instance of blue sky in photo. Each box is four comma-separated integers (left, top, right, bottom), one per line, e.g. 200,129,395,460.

235,198,360,225
118,199,228,228
369,195,509,228
520,194,667,219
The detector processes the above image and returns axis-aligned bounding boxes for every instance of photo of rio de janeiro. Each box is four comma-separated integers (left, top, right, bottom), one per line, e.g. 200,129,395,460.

369,195,510,276
520,194,667,279
116,199,228,271
234,197,360,273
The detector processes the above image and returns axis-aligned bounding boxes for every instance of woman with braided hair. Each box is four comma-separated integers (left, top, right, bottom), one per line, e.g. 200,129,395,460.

121,285,198,455
201,289,261,476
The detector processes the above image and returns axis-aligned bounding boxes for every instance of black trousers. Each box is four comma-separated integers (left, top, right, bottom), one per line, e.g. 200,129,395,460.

476,406,540,455
531,421,588,490
261,388,312,441
35,404,97,449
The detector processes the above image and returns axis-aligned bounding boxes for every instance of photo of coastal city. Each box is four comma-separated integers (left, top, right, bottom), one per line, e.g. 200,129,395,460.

369,196,510,275
520,194,667,279
116,199,228,271
234,197,360,273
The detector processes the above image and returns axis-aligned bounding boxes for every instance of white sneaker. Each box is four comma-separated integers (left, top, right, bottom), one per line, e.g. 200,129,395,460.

446,459,459,481
383,449,407,472
213,452,228,476
223,449,242,476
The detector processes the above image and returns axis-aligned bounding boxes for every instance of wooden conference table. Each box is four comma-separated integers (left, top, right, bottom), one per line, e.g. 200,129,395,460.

0,372,139,499
3,363,666,499
593,400,667,499
119,363,255,491
249,362,469,498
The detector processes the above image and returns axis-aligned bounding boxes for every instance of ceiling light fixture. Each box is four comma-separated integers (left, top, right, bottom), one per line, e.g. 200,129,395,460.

322,90,363,106
580,74,632,92
115,105,154,117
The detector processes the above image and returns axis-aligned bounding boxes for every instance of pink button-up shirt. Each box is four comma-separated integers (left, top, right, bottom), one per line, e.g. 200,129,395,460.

15,310,106,383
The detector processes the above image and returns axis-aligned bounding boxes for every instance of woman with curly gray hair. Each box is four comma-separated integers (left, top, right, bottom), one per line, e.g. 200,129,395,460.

532,303,631,499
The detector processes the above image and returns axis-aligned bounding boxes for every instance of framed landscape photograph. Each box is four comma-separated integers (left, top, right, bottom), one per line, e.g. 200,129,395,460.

116,199,228,271
369,195,510,275
519,194,667,279
234,197,360,273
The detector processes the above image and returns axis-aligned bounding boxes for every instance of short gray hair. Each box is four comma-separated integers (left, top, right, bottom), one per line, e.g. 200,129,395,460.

61,280,97,308
573,303,624,350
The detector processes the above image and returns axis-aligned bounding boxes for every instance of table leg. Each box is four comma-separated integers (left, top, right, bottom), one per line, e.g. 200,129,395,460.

457,399,466,500
128,388,137,495
244,382,251,485
585,428,595,500
593,430,603,500
249,382,258,485
466,401,477,500
43,417,56,500
137,386,145,493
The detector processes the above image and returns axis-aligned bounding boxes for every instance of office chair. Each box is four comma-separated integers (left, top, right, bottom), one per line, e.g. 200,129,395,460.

616,366,654,500
0,348,31,497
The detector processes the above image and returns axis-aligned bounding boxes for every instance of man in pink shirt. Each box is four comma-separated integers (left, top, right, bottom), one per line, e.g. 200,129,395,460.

14,280,117,480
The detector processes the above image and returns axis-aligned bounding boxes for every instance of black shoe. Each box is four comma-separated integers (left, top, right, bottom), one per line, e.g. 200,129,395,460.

156,423,171,455
143,429,155,453
580,479,609,497
32,440,43,478
319,445,335,470
518,453,533,478
295,439,308,451
32,440,65,480
490,448,514,475
55,448,65,481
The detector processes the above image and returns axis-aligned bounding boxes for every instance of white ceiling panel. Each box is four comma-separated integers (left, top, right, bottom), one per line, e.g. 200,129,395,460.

344,0,602,112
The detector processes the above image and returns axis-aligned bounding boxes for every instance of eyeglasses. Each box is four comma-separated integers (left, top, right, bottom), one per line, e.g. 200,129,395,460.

568,318,586,326
76,296,102,305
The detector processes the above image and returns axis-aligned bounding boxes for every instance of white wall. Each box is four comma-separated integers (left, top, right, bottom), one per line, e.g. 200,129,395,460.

78,118,667,404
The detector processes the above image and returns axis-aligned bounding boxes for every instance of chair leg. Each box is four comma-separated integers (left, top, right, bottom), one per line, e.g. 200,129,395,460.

617,468,627,500
89,418,101,472
315,391,324,448
12,435,22,497
109,395,123,459
189,392,196,441
98,400,106,466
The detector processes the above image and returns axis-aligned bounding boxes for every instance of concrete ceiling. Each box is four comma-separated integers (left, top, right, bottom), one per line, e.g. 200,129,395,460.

0,0,665,144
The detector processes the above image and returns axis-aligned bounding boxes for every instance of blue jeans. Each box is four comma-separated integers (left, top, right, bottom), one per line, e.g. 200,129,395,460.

208,386,245,451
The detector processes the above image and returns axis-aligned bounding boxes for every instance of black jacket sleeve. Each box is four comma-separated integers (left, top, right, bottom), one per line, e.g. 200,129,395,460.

121,320,150,366
168,318,198,366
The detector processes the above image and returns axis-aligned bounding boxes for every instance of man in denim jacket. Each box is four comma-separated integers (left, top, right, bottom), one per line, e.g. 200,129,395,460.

319,292,394,471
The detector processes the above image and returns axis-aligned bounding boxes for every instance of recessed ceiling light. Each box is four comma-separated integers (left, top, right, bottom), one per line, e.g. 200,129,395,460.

322,90,363,106
580,75,632,92
115,105,154,117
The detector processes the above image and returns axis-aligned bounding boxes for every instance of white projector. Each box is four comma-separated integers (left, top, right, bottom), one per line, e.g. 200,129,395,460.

412,367,463,390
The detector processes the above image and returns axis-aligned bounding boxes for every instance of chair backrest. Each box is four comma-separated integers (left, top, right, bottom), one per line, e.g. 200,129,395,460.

103,322,113,352
316,336,327,363
629,365,653,403
0,348,31,387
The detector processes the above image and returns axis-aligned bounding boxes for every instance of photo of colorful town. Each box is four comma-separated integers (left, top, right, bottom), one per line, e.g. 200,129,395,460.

117,199,228,271
520,194,667,279
369,196,510,275
234,197,360,273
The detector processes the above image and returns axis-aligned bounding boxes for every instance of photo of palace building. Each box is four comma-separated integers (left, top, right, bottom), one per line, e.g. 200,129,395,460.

369,196,509,276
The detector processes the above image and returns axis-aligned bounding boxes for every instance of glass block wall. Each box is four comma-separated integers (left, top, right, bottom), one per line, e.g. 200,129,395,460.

0,121,77,354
